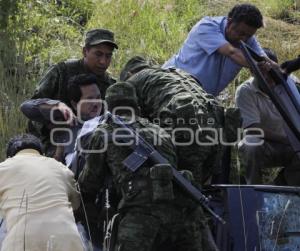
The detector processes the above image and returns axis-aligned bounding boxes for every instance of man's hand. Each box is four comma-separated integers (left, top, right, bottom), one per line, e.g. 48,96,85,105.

264,57,281,71
55,102,78,126
257,60,276,87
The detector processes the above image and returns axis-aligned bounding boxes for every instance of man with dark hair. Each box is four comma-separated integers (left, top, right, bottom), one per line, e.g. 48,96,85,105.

236,48,300,185
6,133,44,157
0,134,84,251
21,73,102,162
227,3,263,28
79,82,212,251
163,4,271,96
67,74,102,122
33,28,117,102
28,28,117,156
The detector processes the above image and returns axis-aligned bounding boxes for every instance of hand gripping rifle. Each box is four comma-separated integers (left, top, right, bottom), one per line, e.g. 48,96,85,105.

240,42,300,159
105,112,226,224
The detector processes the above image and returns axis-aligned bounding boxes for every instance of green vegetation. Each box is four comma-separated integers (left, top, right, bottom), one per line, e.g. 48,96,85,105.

1,0,300,160
86,0,205,74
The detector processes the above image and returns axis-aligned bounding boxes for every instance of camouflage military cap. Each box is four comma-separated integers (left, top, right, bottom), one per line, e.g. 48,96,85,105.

105,81,138,106
85,28,118,49
120,56,150,81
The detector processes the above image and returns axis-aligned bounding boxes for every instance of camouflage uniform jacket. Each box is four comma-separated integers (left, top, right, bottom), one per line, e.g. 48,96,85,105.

78,115,187,209
127,67,222,127
127,67,224,184
32,58,116,104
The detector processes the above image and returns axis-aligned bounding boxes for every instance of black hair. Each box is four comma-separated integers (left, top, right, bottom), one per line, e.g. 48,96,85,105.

67,74,99,103
6,134,44,158
228,4,263,28
263,48,278,63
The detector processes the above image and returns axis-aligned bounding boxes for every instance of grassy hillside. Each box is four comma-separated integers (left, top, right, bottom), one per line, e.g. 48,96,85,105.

0,0,300,160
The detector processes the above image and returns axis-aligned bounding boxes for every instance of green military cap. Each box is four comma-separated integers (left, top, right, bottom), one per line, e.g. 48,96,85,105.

85,28,118,49
120,56,150,81
105,81,138,105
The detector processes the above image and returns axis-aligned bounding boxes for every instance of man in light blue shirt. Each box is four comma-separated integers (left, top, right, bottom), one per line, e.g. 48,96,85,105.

163,4,267,96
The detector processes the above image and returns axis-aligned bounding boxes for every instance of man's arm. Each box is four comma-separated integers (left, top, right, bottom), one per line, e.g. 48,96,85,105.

20,98,77,126
218,43,278,72
281,56,300,75
218,43,250,67
217,43,278,69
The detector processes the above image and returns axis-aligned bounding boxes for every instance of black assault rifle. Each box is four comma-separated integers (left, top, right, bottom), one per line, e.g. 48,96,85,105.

106,112,226,224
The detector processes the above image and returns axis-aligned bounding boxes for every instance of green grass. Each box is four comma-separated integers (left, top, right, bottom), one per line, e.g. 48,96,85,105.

0,31,34,158
1,0,300,161
86,0,205,75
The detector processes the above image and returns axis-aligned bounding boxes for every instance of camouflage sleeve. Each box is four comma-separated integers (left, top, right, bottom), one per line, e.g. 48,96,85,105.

78,129,107,200
144,121,178,168
20,98,60,123
157,126,178,168
31,64,61,99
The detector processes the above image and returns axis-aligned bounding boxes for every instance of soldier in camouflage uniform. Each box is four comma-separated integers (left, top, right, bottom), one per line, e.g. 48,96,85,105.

120,56,224,185
78,82,209,251
29,29,118,157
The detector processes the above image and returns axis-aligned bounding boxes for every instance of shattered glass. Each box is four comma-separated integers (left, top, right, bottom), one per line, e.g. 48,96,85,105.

257,192,300,251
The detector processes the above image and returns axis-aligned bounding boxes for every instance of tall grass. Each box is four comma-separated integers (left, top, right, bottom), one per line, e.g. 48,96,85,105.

86,0,206,75
0,0,90,160
0,35,32,159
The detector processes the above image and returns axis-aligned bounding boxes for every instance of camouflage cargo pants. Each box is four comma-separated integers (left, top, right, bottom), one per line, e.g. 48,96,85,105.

114,204,204,251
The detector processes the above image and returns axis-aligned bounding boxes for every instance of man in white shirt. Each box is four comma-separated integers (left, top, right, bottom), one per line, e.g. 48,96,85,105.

0,134,84,251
